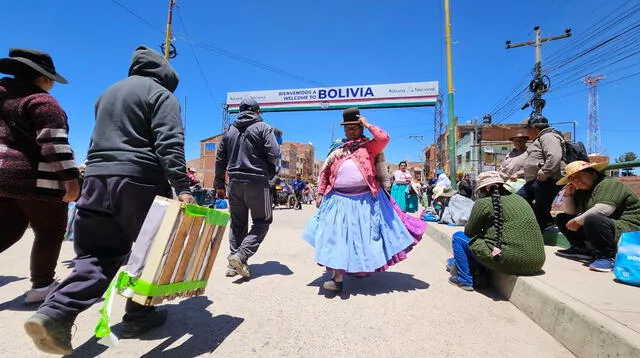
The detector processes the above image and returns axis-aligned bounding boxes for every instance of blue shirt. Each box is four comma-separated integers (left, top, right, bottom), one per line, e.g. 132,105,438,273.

293,179,306,192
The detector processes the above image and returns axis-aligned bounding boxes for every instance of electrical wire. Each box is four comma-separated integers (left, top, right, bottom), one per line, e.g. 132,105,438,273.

109,0,325,87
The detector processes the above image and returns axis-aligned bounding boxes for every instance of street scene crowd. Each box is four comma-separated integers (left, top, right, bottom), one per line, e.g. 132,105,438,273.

1,45,639,356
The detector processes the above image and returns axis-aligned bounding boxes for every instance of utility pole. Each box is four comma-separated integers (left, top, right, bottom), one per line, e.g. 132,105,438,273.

433,93,444,170
163,0,177,60
583,75,604,154
506,26,571,125
444,0,457,186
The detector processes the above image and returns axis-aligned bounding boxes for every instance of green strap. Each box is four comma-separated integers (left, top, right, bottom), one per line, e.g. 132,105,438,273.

183,203,230,226
95,272,209,339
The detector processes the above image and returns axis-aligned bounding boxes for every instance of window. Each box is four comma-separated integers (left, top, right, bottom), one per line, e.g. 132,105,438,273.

205,143,216,152
465,151,471,162
501,146,508,151
457,155,462,165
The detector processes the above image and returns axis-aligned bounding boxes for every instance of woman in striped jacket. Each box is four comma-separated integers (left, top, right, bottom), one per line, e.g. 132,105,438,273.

0,48,80,303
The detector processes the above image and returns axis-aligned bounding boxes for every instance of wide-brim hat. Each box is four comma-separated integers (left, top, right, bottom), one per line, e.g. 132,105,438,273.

341,107,361,126
0,48,67,84
509,131,529,141
433,186,457,199
557,161,608,186
475,170,505,192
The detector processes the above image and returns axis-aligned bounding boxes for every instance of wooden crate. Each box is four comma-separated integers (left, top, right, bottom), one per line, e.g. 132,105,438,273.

124,196,228,306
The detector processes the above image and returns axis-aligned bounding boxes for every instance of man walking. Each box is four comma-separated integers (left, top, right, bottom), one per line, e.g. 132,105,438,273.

215,97,280,279
24,46,194,355
517,122,564,231
293,173,306,209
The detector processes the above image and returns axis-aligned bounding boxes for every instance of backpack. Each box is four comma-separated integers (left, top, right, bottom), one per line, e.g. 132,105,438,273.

541,128,590,164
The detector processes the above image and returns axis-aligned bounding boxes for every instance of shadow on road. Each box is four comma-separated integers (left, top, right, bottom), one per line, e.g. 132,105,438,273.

66,296,244,358
0,275,26,288
233,261,293,284
308,271,430,299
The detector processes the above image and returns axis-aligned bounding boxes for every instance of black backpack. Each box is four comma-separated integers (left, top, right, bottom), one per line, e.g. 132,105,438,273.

542,128,590,164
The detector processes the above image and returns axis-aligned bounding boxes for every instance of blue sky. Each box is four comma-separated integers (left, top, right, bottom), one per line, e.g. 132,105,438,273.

3,0,638,164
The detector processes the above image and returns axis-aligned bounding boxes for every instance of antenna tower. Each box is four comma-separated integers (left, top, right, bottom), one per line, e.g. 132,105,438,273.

583,75,604,154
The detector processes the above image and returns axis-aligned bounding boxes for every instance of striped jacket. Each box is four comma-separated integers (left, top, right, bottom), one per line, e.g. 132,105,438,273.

0,78,78,201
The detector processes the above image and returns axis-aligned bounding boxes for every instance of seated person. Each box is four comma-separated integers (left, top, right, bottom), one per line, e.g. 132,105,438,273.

457,173,473,199
448,171,546,291
439,189,474,226
432,186,455,219
555,161,640,272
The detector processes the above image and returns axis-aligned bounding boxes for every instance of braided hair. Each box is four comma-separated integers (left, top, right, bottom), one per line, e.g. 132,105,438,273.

489,185,505,253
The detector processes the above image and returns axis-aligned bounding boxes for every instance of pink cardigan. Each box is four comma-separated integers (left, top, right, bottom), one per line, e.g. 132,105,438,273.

318,125,389,197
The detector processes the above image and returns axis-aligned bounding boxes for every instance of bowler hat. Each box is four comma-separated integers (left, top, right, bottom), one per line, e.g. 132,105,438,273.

0,48,67,84
341,107,361,126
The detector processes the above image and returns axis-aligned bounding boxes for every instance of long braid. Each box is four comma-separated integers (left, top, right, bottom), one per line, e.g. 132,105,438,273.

490,186,504,251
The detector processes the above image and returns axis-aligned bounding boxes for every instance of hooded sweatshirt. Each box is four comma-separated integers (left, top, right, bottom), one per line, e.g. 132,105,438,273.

214,111,280,189
85,46,190,194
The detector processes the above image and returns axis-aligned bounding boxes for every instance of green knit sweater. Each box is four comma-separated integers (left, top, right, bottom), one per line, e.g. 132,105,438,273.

465,193,546,275
573,178,640,240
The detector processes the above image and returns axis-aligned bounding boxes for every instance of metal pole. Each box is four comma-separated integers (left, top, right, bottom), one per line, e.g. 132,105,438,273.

164,0,175,60
444,0,457,187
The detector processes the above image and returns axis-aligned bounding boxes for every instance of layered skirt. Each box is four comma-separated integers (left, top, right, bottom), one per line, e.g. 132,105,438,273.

391,183,418,213
303,190,424,274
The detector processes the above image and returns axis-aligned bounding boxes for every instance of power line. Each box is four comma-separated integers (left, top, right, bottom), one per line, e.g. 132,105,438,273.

175,7,217,104
109,0,325,86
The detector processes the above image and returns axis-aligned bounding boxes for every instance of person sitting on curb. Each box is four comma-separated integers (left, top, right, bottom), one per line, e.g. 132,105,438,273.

555,161,640,272
448,171,546,291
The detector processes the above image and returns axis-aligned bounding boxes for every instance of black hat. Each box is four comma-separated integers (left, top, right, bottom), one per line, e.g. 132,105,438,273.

239,96,260,112
341,107,361,126
0,48,67,84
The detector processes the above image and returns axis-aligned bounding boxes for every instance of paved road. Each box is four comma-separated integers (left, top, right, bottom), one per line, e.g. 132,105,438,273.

0,206,572,357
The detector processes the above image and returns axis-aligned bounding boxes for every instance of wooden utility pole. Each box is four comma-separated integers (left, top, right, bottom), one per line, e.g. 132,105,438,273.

164,0,176,60
506,26,571,125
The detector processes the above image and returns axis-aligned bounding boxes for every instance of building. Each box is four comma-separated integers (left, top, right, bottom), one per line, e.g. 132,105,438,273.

187,128,284,188
424,122,543,177
280,142,315,180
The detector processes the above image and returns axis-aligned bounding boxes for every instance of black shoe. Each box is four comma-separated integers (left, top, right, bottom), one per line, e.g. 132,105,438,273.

322,279,343,292
122,307,168,338
556,246,592,261
24,312,74,355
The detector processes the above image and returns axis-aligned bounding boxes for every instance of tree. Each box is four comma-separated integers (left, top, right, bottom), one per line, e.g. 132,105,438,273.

615,152,638,176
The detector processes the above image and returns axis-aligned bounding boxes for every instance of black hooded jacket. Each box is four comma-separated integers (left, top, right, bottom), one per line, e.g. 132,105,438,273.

214,111,280,189
85,46,190,194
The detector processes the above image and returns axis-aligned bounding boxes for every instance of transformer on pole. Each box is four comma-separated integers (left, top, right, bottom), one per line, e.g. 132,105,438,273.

583,75,605,154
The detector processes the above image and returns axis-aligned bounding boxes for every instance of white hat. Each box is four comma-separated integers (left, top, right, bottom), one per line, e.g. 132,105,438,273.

433,186,457,199
475,171,505,192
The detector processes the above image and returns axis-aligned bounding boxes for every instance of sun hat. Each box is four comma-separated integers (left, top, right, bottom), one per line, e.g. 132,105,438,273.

0,48,67,84
474,171,505,192
556,161,608,186
341,107,361,126
433,186,457,199
509,131,529,141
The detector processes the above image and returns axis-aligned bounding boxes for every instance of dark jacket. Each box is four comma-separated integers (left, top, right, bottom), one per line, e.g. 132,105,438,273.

0,78,78,201
85,46,190,194
215,111,280,189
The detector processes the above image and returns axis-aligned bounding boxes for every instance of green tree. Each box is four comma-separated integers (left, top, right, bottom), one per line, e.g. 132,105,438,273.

615,152,638,176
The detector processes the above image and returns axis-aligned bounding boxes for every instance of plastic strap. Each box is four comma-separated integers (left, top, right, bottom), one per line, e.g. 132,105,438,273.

95,272,208,340
183,203,230,226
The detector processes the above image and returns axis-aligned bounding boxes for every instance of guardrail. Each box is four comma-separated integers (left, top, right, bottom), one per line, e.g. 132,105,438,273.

604,160,640,171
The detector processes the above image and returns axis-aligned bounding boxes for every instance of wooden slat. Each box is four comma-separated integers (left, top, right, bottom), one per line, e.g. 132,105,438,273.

183,223,215,297
149,213,195,305
195,224,226,295
131,197,183,305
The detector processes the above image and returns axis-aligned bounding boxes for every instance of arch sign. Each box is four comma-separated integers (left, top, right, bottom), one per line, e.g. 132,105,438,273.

226,81,438,113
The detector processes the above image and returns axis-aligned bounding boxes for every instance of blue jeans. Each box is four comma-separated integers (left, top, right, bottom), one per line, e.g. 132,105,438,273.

452,231,479,286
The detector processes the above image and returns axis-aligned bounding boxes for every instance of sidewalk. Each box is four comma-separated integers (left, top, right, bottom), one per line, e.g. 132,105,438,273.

426,222,640,358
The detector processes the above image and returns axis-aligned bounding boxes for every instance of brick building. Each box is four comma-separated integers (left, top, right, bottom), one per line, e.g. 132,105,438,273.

280,142,315,180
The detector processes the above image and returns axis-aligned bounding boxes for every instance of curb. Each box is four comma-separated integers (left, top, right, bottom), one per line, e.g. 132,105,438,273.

426,223,640,358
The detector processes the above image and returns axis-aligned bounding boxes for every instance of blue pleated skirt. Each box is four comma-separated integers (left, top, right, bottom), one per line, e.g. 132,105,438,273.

303,190,416,273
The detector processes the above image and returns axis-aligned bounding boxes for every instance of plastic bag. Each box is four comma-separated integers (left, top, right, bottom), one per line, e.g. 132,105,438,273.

613,231,640,287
